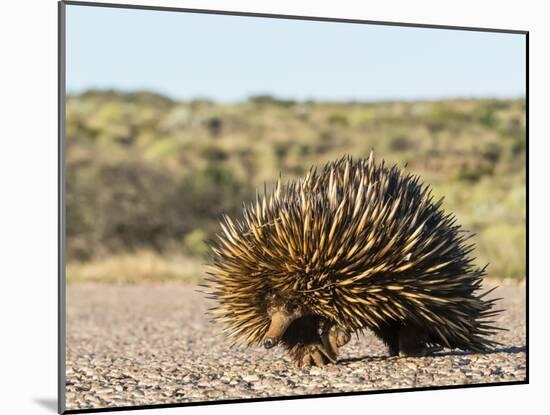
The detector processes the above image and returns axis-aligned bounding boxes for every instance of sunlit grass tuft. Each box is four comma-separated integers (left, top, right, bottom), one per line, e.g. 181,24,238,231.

66,250,206,284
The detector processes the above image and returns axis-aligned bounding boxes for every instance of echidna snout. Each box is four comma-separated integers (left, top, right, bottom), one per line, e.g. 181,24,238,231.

263,301,304,349
263,337,276,349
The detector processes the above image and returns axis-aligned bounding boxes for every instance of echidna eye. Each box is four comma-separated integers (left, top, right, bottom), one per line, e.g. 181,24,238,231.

286,304,298,313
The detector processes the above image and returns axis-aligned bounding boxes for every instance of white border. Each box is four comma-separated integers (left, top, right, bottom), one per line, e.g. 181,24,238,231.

1,1,545,414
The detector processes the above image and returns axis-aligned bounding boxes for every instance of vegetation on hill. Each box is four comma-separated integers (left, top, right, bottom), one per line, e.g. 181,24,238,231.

66,90,526,282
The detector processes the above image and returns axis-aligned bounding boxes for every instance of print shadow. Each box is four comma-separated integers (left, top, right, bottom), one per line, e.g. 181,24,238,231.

34,398,57,412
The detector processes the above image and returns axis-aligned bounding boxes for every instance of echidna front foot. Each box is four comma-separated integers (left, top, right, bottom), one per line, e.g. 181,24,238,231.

292,342,337,368
281,316,349,367
324,325,351,355
299,325,350,367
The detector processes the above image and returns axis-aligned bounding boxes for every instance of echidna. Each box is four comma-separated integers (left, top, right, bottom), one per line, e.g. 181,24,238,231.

204,153,503,367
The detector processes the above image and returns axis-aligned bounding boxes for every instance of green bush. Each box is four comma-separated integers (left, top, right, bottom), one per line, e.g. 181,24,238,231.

66,91,526,280
182,229,209,258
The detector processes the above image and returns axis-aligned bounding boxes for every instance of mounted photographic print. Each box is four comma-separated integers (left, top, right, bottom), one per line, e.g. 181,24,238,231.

59,1,528,413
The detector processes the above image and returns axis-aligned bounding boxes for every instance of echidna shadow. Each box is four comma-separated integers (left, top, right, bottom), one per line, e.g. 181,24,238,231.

338,345,524,365
204,153,504,367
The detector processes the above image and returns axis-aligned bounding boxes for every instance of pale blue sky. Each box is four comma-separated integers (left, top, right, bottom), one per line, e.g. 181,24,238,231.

66,4,526,102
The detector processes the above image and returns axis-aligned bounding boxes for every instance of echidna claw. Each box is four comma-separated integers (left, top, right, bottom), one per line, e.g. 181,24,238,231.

398,344,444,357
425,345,444,354
311,350,326,366
293,343,337,367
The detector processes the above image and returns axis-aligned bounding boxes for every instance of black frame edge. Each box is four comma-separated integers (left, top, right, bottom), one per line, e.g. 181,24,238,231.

62,0,528,35
524,31,529,384
58,1,67,414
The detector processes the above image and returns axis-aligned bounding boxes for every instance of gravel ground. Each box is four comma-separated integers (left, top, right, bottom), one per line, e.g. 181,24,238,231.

65,280,526,411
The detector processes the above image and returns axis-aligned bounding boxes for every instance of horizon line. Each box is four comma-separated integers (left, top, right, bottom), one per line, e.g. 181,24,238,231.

66,87,526,105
